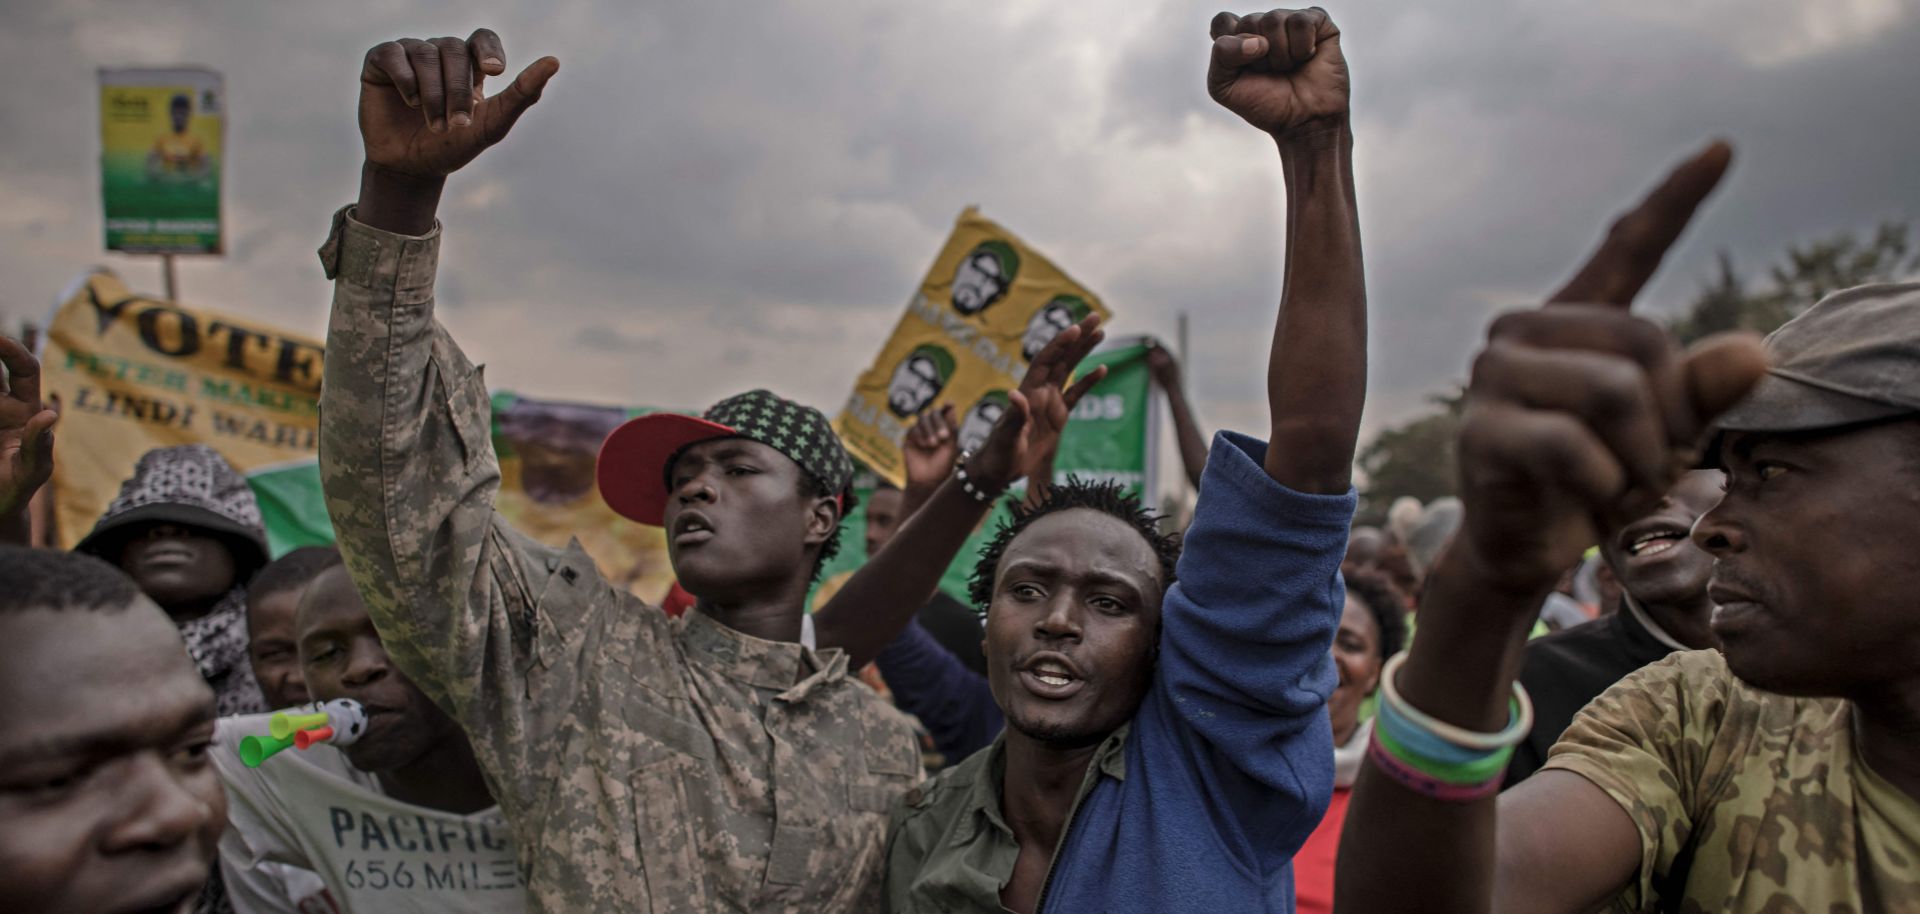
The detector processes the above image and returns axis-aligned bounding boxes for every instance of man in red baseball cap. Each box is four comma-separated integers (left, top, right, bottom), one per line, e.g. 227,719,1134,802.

313,26,1107,912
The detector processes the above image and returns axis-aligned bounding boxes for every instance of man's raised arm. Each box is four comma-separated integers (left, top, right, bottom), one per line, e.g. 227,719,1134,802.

317,29,558,712
1333,144,1770,914
1209,8,1364,492
1104,9,1366,859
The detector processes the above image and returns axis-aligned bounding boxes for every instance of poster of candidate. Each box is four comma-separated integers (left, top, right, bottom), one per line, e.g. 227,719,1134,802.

835,207,1113,487
99,67,225,254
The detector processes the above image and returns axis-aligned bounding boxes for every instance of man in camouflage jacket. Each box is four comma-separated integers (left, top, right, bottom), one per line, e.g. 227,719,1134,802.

317,29,1103,913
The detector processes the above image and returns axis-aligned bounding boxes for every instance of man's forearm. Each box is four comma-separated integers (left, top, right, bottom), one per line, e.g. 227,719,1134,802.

813,478,995,668
356,163,445,236
1163,380,1208,489
1265,123,1364,493
1334,549,1549,914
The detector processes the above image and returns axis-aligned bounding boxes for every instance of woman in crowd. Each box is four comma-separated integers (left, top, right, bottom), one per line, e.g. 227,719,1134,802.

1295,567,1409,913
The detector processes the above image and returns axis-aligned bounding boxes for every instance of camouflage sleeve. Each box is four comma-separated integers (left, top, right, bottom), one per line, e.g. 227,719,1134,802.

1540,650,1738,911
316,207,591,751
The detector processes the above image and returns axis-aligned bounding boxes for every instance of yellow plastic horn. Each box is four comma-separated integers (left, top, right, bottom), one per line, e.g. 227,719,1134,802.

269,711,330,741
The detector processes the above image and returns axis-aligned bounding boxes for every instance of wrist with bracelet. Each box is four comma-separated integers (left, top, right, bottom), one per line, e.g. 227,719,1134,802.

952,450,1008,504
1366,651,1534,802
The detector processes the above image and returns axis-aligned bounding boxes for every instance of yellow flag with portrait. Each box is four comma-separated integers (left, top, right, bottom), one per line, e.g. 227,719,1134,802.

834,208,1112,486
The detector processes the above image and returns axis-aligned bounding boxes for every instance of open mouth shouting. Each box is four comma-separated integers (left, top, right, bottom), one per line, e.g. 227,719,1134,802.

1018,651,1086,699
672,510,716,548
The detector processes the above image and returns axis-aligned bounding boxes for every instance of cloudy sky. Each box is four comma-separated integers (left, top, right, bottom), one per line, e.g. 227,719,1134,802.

4,0,1915,456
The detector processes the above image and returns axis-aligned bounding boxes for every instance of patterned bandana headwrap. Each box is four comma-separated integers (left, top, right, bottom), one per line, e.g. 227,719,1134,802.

75,444,270,717
690,390,855,499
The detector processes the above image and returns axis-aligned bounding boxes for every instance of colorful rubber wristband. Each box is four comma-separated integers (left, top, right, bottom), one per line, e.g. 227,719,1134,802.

1374,697,1500,767
1373,722,1514,785
1367,733,1504,802
1378,651,1534,751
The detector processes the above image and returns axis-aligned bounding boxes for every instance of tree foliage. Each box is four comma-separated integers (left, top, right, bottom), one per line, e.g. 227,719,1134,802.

1355,388,1463,525
1670,220,1919,344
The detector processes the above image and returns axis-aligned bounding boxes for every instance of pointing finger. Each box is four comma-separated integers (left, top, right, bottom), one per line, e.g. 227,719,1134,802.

1550,140,1734,308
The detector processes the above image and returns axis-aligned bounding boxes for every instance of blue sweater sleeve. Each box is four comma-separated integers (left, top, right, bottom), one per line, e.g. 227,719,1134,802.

875,617,1004,762
1138,430,1355,868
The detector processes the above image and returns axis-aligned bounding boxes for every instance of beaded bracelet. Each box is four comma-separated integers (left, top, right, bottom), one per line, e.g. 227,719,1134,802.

953,451,1005,504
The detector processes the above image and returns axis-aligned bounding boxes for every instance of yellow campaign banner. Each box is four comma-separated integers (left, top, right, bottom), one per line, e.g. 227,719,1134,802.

835,208,1112,486
40,272,324,549
38,273,674,598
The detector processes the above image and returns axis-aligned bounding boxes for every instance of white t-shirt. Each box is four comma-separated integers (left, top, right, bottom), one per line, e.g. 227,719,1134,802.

214,714,527,914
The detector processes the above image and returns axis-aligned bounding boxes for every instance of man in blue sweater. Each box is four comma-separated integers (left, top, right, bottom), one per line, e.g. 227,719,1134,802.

882,8,1365,911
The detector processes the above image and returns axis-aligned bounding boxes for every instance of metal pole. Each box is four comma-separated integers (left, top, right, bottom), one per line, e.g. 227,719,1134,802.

161,254,178,300
1175,310,1192,505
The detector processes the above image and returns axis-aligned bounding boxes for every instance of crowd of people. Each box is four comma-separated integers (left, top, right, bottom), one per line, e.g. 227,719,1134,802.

1,7,1915,914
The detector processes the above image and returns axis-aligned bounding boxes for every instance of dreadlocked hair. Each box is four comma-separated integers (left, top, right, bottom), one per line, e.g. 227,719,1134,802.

967,477,1182,613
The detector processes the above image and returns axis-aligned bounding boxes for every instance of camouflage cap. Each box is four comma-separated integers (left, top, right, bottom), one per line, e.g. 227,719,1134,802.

1712,282,1920,434
597,389,854,526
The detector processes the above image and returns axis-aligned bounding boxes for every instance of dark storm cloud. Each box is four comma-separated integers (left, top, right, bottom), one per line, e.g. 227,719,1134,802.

1,0,1913,436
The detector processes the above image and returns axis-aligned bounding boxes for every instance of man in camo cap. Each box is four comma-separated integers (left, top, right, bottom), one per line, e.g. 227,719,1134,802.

1337,138,1920,912
316,26,1105,912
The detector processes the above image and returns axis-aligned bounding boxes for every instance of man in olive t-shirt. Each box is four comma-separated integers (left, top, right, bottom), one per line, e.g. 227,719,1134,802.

1332,147,1920,914
1548,649,1918,910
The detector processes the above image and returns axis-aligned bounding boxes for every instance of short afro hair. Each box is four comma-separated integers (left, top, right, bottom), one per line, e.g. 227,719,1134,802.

801,477,857,584
1340,564,1409,662
0,546,143,615
246,545,343,606
968,477,1182,613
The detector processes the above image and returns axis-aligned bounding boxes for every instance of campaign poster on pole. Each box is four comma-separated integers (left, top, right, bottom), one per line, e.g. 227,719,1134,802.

99,67,224,254
834,207,1114,488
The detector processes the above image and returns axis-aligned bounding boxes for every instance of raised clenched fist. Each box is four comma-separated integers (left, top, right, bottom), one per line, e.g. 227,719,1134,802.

1208,8,1350,139
359,28,559,178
